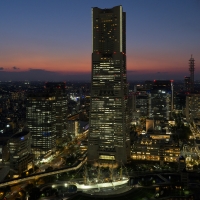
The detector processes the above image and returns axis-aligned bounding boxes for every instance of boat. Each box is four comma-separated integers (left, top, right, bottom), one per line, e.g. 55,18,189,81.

72,163,129,191
75,177,129,190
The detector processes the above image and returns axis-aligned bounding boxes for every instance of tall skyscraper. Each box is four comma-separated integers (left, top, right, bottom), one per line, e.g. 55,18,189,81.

88,5,129,164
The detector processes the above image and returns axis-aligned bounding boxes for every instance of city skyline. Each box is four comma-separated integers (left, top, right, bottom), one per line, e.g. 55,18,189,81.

1,0,200,81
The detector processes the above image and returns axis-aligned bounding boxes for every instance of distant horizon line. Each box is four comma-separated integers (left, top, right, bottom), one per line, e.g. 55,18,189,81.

1,80,199,83
0,69,198,82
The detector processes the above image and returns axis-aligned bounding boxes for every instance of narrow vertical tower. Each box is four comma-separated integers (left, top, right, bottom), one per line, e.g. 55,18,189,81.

88,5,129,164
189,55,195,92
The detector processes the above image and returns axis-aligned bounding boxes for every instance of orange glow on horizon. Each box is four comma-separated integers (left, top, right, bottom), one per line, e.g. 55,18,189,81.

1,49,192,75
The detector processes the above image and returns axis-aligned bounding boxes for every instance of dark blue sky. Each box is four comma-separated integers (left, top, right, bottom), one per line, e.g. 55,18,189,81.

0,0,200,81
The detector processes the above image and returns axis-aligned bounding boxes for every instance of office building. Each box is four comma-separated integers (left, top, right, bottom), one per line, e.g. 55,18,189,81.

8,130,33,174
144,80,153,90
88,5,129,164
189,55,195,92
174,92,186,113
0,141,9,164
67,120,80,138
186,94,200,122
184,76,191,92
135,92,148,117
148,80,173,121
27,82,68,158
26,92,57,158
45,82,67,138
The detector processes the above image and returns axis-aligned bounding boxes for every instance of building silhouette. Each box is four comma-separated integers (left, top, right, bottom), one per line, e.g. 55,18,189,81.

88,5,129,164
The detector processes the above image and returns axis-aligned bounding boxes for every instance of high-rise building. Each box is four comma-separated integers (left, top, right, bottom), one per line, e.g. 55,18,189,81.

88,5,129,164
186,94,200,122
144,80,153,90
189,55,195,92
45,82,67,138
8,130,33,174
135,93,148,116
27,82,68,158
174,92,186,113
27,92,57,158
148,80,173,121
184,76,191,92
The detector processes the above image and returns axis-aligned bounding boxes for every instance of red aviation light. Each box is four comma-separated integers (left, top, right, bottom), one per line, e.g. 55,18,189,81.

170,80,174,82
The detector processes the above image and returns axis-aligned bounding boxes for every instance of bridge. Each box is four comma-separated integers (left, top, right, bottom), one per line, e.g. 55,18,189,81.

0,157,87,188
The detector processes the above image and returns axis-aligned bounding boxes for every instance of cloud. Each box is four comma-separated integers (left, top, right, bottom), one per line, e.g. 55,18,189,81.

156,71,168,74
0,67,4,70
13,66,20,70
29,68,45,71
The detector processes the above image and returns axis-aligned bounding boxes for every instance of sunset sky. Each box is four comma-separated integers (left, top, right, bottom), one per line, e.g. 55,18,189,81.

0,0,200,81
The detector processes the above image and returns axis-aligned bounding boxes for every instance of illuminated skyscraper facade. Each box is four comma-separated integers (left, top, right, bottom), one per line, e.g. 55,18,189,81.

27,93,56,158
88,6,129,164
27,82,68,158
